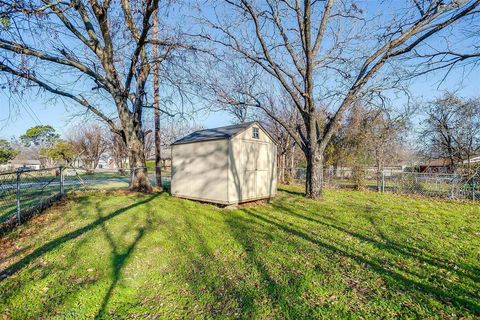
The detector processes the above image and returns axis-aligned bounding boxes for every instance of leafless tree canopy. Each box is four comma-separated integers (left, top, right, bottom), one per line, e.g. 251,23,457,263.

0,0,195,192
68,123,108,171
0,0,479,197
337,105,408,167
420,92,480,171
105,127,129,170
196,0,480,197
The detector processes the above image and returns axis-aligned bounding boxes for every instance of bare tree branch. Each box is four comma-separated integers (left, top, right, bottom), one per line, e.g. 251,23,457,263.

0,61,118,131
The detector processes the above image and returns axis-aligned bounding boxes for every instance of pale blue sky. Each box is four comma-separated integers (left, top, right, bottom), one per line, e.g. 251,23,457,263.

0,90,233,139
0,64,477,140
0,0,478,140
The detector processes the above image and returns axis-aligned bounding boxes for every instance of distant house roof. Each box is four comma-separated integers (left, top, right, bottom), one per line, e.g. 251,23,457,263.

9,158,41,165
420,159,452,167
172,121,258,145
421,156,480,167
147,147,172,161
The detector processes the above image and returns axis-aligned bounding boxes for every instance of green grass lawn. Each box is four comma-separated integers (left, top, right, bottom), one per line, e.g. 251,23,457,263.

0,186,479,319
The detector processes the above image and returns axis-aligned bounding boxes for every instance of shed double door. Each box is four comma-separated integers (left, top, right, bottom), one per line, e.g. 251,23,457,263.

241,142,270,200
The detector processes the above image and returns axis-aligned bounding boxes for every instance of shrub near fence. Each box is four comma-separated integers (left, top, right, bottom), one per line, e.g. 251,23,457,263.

295,167,480,201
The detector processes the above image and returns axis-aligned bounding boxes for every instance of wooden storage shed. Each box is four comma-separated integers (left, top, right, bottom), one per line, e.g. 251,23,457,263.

171,121,277,205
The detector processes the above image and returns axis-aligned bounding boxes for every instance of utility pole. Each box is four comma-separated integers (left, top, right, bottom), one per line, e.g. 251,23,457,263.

152,9,162,188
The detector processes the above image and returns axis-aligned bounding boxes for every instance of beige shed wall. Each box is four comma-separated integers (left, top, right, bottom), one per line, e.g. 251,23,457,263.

228,124,277,203
171,139,229,203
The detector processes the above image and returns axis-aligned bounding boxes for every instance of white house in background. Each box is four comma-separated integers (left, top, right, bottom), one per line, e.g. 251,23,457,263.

71,153,127,170
0,149,44,172
171,121,277,205
5,158,42,171
96,155,119,169
463,155,480,165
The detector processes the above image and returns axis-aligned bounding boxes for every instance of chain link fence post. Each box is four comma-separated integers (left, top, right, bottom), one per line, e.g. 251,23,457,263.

473,176,477,201
16,169,21,224
60,166,65,196
381,170,385,193
130,167,134,189
377,169,381,192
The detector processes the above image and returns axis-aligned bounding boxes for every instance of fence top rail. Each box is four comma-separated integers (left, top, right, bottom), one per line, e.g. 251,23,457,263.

400,171,459,175
401,171,478,178
0,165,169,177
0,167,61,176
0,171,17,177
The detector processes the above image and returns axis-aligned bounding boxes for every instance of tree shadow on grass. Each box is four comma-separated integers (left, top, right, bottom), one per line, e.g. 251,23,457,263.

163,199,333,318
94,202,154,319
0,193,160,282
364,214,480,280
163,200,252,317
271,200,480,284
242,205,480,315
0,244,33,265
224,212,314,318
277,186,305,197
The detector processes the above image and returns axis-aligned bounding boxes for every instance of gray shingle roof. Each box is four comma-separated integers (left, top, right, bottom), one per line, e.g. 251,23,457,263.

172,121,256,145
9,159,41,165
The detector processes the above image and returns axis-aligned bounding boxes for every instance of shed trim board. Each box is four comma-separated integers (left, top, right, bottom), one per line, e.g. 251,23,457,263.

227,139,231,203
172,194,272,206
171,122,277,205
171,121,277,146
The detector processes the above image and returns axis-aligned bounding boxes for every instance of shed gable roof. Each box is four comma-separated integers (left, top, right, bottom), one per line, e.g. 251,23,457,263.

172,121,261,145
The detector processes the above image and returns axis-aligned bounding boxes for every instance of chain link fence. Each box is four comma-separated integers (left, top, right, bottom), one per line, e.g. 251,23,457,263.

0,166,171,232
295,167,480,201
2,164,477,232
0,168,63,227
384,171,478,200
0,171,18,224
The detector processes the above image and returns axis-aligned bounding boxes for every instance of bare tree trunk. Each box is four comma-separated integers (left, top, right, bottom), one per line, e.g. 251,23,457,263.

277,153,282,183
198,0,480,199
152,10,162,188
375,149,384,191
305,151,323,198
127,132,152,193
119,108,153,192
154,104,162,187
289,143,296,181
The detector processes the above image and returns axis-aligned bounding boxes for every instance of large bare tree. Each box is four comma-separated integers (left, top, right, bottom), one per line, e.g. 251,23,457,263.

152,9,162,187
197,0,480,198
68,123,108,172
106,129,129,171
420,93,480,172
0,0,184,192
